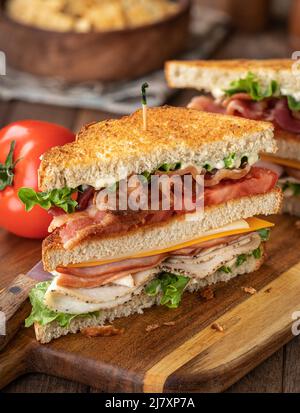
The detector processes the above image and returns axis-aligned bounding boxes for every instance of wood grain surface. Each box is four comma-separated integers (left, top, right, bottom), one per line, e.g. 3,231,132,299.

1,26,299,393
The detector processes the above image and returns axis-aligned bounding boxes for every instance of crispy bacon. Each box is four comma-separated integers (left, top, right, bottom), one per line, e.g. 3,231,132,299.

204,165,251,187
53,168,277,250
155,165,202,180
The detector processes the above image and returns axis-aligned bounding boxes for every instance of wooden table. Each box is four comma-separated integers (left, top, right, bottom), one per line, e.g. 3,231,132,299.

1,27,300,393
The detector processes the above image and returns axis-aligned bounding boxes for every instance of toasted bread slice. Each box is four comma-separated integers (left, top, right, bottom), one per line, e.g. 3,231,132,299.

42,189,282,271
165,59,300,99
38,106,275,191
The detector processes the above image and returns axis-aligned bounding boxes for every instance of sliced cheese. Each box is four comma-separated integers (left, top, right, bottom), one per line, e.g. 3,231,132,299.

261,154,300,171
67,217,274,268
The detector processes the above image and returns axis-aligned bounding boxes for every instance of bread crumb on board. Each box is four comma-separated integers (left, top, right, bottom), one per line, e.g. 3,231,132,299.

81,325,125,337
211,322,224,332
242,286,257,295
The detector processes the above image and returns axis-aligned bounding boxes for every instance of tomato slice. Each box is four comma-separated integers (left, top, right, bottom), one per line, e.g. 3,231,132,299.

204,167,278,207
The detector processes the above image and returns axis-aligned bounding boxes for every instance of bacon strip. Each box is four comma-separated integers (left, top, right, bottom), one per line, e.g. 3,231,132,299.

204,165,251,187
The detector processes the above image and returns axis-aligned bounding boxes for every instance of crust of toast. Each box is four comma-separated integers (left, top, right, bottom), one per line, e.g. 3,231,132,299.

38,106,275,191
165,59,300,99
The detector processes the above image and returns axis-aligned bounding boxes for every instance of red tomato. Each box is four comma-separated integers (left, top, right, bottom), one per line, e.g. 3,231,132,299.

205,167,278,207
0,120,75,239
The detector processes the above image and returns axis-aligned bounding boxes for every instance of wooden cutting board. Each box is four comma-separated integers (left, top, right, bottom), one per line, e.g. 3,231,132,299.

1,214,300,393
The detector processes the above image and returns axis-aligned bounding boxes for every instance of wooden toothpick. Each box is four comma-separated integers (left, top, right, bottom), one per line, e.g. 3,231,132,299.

141,82,149,131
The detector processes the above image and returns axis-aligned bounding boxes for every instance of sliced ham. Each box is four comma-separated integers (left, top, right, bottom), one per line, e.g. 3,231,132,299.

188,94,300,135
187,96,225,113
57,254,166,278
55,232,260,289
225,98,268,119
56,260,166,288
273,99,300,134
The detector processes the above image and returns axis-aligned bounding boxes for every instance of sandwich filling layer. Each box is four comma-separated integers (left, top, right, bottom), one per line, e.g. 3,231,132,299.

25,224,271,328
20,163,278,250
187,72,300,135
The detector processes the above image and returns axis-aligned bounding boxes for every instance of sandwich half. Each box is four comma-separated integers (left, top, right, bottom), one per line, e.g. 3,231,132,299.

21,106,282,343
166,58,300,215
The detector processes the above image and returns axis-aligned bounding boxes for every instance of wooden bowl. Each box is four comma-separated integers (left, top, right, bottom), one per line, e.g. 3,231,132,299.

0,0,190,82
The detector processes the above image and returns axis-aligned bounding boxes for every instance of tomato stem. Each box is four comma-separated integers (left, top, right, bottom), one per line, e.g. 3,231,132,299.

0,140,20,191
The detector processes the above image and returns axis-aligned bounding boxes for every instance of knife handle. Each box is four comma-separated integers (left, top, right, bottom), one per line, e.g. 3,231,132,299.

0,274,36,351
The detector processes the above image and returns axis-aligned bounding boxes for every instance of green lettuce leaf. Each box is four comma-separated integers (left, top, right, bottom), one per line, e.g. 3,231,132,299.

25,281,99,328
223,153,236,169
157,162,182,172
252,247,262,259
145,272,189,309
257,228,270,241
287,96,300,111
18,187,78,213
224,72,279,101
219,265,232,274
236,254,247,267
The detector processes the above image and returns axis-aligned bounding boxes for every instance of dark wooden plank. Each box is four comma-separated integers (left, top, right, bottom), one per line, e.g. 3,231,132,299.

283,336,300,392
213,28,292,59
3,374,88,393
226,349,284,393
0,101,11,126
0,230,41,290
73,109,118,134
7,101,77,130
